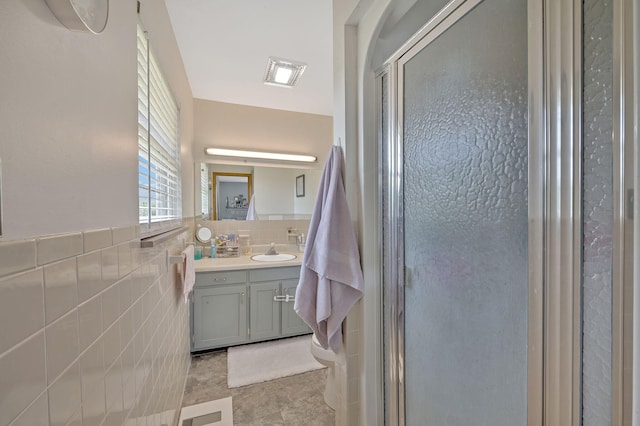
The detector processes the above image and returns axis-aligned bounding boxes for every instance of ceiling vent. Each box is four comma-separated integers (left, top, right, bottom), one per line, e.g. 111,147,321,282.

263,57,306,87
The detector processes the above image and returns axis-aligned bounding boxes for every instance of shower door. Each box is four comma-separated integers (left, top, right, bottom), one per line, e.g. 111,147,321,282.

381,0,529,424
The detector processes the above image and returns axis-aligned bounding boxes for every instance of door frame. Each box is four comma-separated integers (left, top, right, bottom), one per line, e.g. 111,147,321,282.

633,0,640,419
613,0,638,423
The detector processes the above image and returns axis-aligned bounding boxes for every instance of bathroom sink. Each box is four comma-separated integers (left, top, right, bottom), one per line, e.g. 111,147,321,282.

251,253,297,262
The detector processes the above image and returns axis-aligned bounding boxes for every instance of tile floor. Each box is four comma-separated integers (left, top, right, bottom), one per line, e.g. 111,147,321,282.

181,349,335,425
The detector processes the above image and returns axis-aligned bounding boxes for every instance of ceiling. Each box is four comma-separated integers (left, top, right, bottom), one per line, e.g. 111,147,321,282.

164,0,334,117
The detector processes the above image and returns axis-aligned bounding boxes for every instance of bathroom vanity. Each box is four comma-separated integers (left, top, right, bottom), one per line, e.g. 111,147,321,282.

190,255,310,352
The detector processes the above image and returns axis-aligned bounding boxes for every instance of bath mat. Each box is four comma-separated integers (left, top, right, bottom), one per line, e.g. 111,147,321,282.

227,335,325,388
178,397,233,426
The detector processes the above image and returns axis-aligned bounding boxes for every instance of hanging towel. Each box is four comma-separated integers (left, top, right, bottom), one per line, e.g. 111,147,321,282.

294,146,364,353
181,245,196,303
245,194,257,220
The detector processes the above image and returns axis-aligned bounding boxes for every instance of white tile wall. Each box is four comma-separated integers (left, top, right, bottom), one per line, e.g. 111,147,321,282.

101,246,119,286
10,393,49,426
342,300,363,426
45,309,79,383
0,332,46,426
78,296,103,352
0,224,192,426
79,340,105,426
77,251,103,304
112,226,137,245
67,410,82,426
82,229,112,253
36,233,83,266
199,219,311,245
101,282,120,330
43,258,78,324
0,269,44,355
47,361,81,426
0,240,36,277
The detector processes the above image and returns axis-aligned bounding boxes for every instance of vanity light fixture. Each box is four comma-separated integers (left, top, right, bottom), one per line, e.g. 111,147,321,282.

205,148,317,163
263,57,307,88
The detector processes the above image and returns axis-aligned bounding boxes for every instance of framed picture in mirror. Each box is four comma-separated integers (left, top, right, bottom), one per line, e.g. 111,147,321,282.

296,174,305,197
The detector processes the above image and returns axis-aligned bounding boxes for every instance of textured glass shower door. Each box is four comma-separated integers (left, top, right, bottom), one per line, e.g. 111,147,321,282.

397,0,528,424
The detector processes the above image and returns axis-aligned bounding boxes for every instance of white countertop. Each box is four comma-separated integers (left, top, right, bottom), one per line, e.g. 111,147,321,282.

194,253,303,272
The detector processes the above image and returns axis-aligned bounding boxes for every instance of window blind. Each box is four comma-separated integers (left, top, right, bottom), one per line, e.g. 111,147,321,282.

200,165,209,217
137,23,181,228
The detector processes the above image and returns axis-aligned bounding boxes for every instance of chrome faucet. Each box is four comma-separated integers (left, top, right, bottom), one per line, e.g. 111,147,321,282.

296,233,305,252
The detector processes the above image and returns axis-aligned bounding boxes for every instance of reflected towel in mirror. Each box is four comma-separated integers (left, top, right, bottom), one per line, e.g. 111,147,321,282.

245,194,258,220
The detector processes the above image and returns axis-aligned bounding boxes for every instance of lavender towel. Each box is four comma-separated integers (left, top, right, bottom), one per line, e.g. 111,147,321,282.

294,146,364,353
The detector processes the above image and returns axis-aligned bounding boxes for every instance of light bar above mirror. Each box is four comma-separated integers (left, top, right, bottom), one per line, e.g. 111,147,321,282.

205,148,317,163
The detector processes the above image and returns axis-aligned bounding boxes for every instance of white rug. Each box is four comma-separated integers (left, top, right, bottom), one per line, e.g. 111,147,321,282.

227,335,325,388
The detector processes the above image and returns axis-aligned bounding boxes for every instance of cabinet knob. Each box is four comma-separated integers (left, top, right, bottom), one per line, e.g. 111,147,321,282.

214,277,227,282
241,292,245,304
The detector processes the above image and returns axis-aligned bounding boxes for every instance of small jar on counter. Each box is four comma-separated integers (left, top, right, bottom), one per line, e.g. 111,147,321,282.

239,234,252,255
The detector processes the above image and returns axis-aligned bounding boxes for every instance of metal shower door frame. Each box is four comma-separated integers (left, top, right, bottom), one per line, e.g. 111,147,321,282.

377,0,587,424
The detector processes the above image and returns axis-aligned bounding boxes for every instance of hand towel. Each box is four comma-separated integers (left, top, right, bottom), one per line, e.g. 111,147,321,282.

182,245,195,303
294,146,364,353
245,194,257,220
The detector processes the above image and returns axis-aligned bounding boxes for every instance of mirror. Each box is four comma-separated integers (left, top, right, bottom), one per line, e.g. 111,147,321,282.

195,163,321,221
212,172,253,220
195,225,213,243
197,163,211,220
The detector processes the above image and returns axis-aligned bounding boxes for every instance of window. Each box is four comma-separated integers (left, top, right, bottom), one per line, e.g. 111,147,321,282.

137,23,181,230
200,165,210,219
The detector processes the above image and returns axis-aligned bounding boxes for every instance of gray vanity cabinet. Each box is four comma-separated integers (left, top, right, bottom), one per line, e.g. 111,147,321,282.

281,279,309,336
192,285,247,350
191,266,310,352
249,281,280,341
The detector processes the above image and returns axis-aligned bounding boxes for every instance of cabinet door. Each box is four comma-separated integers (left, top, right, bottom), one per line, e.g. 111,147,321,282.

193,286,247,350
249,282,280,341
281,279,311,336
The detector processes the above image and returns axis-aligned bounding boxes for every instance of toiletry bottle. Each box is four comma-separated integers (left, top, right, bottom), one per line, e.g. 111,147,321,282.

239,234,251,255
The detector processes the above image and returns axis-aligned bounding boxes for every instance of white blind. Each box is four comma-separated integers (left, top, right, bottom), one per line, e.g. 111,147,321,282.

200,165,209,217
137,23,181,227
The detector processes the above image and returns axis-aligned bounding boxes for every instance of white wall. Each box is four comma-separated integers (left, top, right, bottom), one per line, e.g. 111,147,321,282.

193,99,333,166
0,0,194,239
0,1,196,425
0,0,134,238
333,0,392,425
293,168,322,215
253,167,295,216
253,167,321,218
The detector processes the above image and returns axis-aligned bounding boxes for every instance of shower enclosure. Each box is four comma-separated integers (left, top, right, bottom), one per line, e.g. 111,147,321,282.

372,0,636,424
373,0,634,424
379,0,529,424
